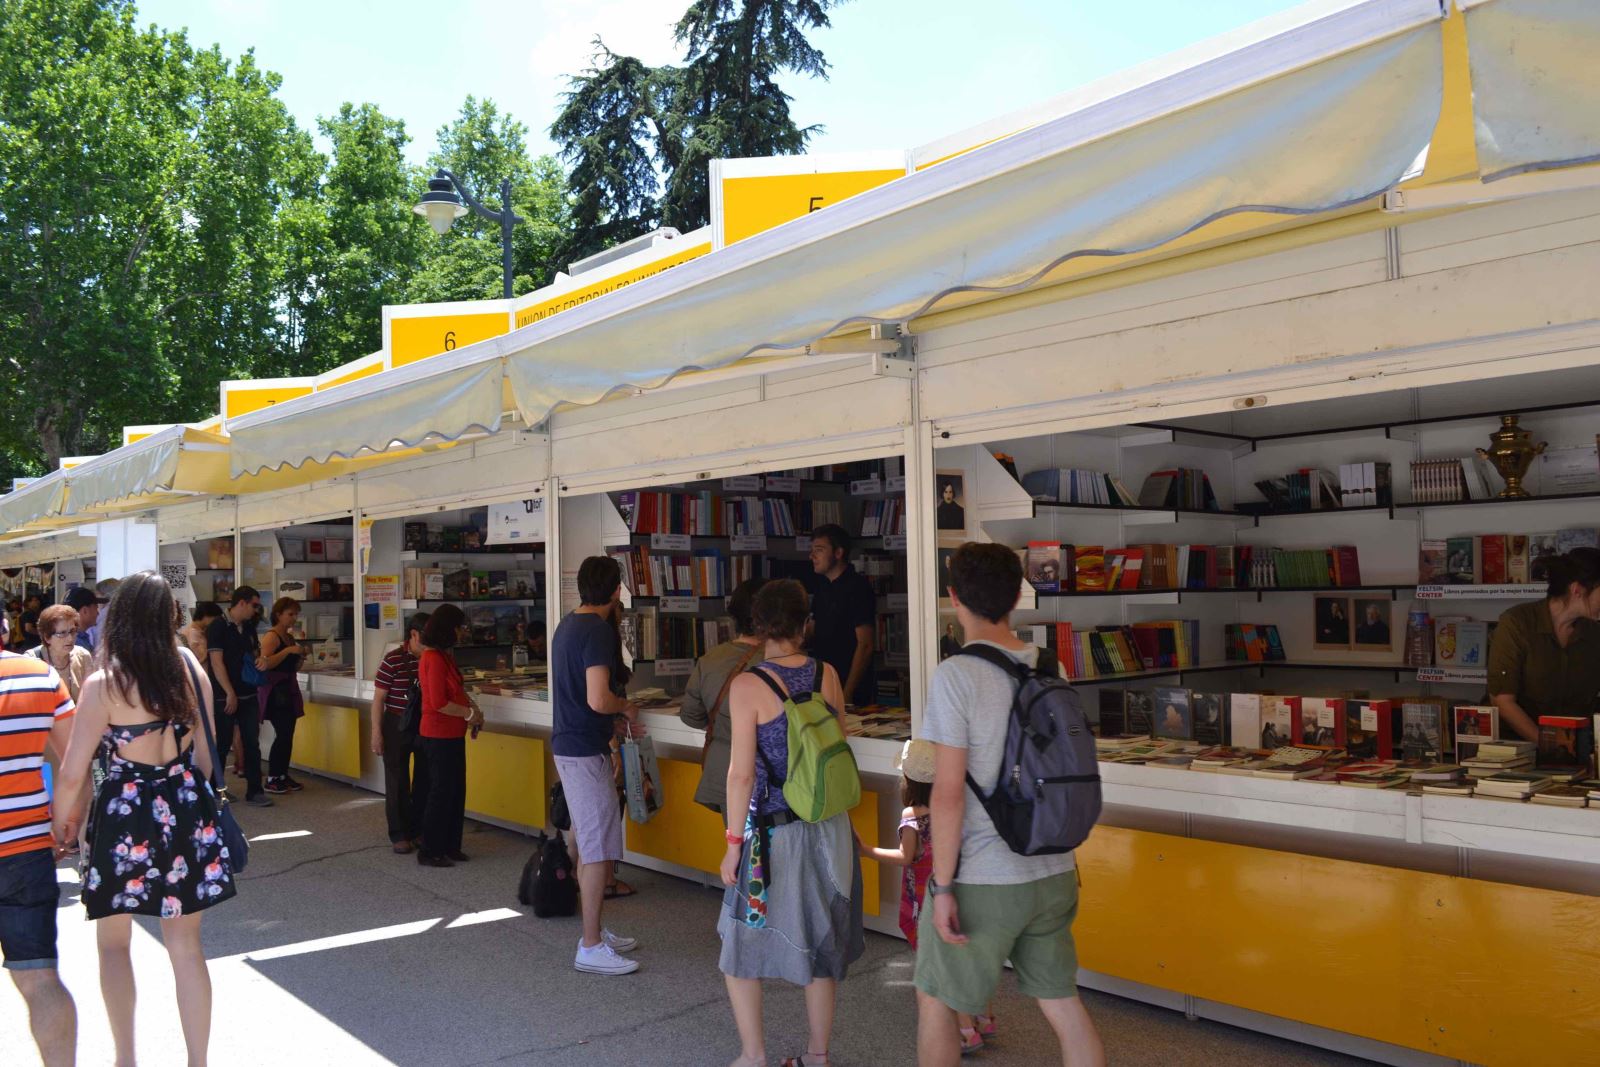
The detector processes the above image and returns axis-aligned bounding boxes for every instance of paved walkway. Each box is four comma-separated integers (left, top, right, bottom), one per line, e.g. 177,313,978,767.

5,775,1367,1065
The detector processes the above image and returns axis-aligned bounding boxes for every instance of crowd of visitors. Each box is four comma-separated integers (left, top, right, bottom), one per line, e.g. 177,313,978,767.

3,540,1101,1066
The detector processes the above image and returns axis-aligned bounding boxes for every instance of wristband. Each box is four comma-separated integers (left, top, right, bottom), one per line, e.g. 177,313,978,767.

927,877,957,897
724,830,744,845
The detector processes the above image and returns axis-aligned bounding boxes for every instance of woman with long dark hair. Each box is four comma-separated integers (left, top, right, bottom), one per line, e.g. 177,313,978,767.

53,571,237,1066
415,604,483,867
256,597,308,795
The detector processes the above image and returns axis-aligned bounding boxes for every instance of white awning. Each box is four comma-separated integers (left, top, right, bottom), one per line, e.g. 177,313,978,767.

498,0,1443,422
230,350,505,476
0,471,68,533
62,425,226,516
227,0,1446,475
1462,0,1600,181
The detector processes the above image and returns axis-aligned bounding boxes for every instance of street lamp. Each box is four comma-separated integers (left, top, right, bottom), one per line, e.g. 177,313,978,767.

413,169,525,299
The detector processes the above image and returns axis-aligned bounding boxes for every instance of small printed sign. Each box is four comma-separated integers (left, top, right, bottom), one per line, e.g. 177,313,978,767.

654,658,694,676
883,534,908,550
850,478,883,496
730,534,767,552
1415,667,1488,684
722,476,762,491
650,533,693,552
795,536,813,552
660,596,700,614
1415,584,1542,600
885,475,906,493
765,476,801,494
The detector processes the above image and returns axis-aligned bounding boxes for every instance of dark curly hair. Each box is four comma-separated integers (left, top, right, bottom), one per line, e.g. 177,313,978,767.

101,571,197,726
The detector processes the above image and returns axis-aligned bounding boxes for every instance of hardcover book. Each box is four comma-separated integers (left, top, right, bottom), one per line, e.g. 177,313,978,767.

1506,534,1530,584
1536,715,1587,773
1346,699,1394,760
1073,546,1108,593
1191,693,1225,747
1097,690,1126,737
1152,687,1193,741
1298,697,1345,747
1479,535,1507,585
1402,702,1445,761
1026,541,1066,593
1124,690,1155,736
1528,532,1562,581
1444,537,1476,584
1417,539,1451,584
1259,695,1295,749
1228,693,1261,748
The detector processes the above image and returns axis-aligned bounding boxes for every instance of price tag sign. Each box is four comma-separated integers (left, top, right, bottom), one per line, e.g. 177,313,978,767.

883,534,908,550
795,536,813,552
850,478,883,496
885,475,906,493
722,476,762,491
655,658,694,676
660,596,700,614
649,533,693,552
885,593,909,611
765,476,801,494
1415,667,1488,684
730,534,767,552
1414,585,1444,599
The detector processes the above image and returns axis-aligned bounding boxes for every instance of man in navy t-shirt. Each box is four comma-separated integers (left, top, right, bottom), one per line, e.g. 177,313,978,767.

549,555,641,976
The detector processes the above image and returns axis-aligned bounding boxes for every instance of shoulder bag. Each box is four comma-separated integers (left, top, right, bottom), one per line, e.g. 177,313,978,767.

701,643,765,758
184,653,251,873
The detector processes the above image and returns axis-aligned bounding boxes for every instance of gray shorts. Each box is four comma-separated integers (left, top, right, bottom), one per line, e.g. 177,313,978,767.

554,754,623,865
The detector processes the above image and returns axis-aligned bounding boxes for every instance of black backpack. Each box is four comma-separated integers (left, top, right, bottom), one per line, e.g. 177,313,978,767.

957,644,1101,855
519,831,578,918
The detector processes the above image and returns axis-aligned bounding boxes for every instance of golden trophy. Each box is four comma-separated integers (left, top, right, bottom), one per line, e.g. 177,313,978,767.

1476,415,1546,498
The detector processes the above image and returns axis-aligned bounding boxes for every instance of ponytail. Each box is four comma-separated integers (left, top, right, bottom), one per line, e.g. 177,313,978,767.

1543,547,1600,600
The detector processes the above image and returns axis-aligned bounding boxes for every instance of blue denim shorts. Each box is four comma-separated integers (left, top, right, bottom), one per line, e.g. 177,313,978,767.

0,849,60,970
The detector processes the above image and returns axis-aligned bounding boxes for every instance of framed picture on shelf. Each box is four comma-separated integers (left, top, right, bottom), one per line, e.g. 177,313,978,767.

1313,595,1352,650
938,614,965,661
935,469,968,536
935,546,958,601
1352,597,1393,652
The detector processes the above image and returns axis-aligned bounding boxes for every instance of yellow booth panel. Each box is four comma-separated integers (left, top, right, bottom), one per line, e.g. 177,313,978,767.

465,732,546,828
1074,827,1600,1064
389,311,509,368
721,171,905,246
624,757,880,917
292,702,362,779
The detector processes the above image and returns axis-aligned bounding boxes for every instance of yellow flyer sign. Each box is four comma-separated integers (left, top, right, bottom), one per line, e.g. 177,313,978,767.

364,573,400,632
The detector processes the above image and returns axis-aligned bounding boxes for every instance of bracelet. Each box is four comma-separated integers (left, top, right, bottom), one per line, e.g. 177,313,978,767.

927,876,957,897
724,830,744,845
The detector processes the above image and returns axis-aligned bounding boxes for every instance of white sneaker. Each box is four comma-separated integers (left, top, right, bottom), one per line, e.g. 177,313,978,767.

602,928,638,953
575,937,640,975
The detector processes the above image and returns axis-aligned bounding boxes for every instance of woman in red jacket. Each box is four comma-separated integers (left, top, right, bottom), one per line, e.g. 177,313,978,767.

415,605,483,867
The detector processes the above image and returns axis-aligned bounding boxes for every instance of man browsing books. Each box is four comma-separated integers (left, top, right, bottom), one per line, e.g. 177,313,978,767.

915,542,1104,1067
806,524,877,708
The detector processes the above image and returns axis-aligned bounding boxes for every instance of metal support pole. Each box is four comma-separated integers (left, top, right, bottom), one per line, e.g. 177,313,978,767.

501,178,515,300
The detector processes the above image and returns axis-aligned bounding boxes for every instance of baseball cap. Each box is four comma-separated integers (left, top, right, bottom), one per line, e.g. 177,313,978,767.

64,587,108,610
895,739,936,784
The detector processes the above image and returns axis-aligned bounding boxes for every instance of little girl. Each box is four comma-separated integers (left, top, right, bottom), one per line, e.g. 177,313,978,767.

861,739,995,1055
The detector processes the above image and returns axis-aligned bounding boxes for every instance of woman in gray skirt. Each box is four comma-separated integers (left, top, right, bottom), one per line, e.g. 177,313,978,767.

719,579,865,1067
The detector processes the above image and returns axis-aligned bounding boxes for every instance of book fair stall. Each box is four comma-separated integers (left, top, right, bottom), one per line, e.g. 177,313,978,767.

2,0,1598,1061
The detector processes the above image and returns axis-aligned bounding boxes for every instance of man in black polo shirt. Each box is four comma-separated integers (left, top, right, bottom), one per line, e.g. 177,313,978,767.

806,523,877,707
207,585,271,806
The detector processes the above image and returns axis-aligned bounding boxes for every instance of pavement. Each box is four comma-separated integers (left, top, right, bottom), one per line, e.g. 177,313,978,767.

4,774,1368,1065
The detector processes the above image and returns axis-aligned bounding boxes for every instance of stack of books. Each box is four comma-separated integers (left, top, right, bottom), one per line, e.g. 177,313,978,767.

1413,764,1472,795
1529,785,1590,808
1474,771,1555,800
1223,623,1287,663
1021,467,1139,506
1461,741,1535,778
1251,469,1341,512
1188,746,1259,771
1138,468,1221,511
1409,457,1493,503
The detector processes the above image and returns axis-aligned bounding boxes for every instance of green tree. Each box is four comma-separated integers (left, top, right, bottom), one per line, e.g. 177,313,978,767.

0,0,313,476
404,97,569,303
281,102,426,372
550,0,837,261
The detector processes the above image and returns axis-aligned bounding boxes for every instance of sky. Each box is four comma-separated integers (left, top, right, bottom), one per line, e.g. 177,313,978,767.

135,0,1306,167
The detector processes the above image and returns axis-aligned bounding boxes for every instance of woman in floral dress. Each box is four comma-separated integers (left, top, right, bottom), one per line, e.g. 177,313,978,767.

54,571,237,1066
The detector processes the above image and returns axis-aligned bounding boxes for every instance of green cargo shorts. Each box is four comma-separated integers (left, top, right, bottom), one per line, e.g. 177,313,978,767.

912,871,1080,1015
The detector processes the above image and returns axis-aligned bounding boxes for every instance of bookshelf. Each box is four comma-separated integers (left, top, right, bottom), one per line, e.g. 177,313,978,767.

943,395,1598,699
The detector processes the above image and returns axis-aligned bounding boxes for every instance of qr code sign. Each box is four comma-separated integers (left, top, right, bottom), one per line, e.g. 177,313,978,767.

161,562,190,591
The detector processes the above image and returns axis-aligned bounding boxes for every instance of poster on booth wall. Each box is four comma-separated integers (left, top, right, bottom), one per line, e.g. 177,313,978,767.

358,518,374,574
364,574,400,631
241,547,273,591
487,498,545,546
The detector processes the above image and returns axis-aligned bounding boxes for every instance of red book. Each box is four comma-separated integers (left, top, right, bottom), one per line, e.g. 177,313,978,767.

1119,548,1145,589
1127,627,1160,670
1054,623,1075,679
1480,535,1507,585
1334,546,1362,587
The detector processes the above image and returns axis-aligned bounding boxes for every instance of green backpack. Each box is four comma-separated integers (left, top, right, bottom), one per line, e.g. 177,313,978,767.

750,662,861,822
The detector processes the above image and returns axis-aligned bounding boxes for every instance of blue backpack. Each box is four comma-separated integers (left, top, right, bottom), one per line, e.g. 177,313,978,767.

958,644,1102,855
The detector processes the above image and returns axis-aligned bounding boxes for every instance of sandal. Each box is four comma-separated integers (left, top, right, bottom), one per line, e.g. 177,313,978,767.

959,1027,984,1056
975,1014,997,1040
603,879,637,899
780,1056,828,1067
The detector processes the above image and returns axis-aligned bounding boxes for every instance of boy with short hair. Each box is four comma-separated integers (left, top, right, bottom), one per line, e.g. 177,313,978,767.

914,542,1104,1067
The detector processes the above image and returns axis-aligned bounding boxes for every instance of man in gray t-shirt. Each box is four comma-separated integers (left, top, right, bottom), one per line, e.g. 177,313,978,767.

913,542,1104,1067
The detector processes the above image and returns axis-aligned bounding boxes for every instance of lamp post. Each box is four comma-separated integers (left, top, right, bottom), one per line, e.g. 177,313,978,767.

413,169,525,299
